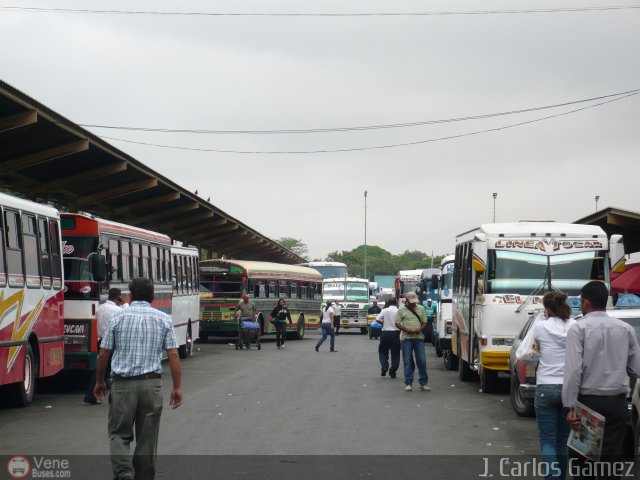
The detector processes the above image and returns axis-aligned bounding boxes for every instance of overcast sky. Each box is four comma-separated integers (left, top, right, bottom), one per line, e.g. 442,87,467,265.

1,0,638,260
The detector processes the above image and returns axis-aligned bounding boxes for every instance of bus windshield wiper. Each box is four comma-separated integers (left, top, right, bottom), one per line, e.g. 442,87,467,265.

515,279,547,313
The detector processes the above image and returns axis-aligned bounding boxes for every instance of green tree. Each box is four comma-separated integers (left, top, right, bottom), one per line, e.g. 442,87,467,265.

276,237,309,260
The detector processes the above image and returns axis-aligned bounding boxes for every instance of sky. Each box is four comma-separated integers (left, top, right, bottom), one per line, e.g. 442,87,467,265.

1,0,639,260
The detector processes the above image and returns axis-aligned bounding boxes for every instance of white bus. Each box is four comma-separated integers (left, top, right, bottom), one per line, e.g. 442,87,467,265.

397,269,423,296
451,222,625,393
170,244,200,358
298,261,348,279
435,255,457,369
323,276,370,333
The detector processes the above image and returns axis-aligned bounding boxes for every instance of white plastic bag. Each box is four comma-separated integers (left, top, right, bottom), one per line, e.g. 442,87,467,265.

515,313,542,360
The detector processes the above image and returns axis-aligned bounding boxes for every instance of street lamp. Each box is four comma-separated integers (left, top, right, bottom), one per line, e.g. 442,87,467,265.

364,190,368,281
492,193,498,223
595,195,600,212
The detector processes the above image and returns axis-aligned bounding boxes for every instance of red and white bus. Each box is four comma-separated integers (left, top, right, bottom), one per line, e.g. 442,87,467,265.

61,213,199,372
0,192,64,407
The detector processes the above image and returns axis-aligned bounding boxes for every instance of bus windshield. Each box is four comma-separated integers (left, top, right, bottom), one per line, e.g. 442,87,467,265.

346,282,368,301
200,273,244,298
62,236,99,281
549,251,606,295
487,250,607,295
323,282,345,300
442,272,454,291
313,265,348,279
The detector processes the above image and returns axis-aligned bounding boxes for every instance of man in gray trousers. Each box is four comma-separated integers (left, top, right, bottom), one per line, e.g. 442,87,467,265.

94,277,183,480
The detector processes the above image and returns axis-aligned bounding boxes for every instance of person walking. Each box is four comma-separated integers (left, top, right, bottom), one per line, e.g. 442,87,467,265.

94,277,182,480
395,292,430,392
270,298,292,349
376,297,400,378
562,281,640,473
84,288,125,404
532,292,576,480
315,300,337,352
332,299,342,335
235,293,257,348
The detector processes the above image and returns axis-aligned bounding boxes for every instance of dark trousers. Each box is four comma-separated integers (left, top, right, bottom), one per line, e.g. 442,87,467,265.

378,331,401,374
333,316,341,334
275,322,288,347
571,394,628,480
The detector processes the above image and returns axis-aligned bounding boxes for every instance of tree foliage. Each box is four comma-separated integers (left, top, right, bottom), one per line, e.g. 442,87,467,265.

326,245,445,279
276,237,309,260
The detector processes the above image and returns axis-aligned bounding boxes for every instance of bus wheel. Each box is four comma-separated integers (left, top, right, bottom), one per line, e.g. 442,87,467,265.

178,326,192,359
295,318,305,340
435,340,443,358
480,367,499,394
457,336,473,382
6,343,37,407
443,349,458,371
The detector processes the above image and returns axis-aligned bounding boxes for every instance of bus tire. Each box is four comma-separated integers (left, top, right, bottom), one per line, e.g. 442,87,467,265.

178,324,192,359
434,339,443,357
6,342,37,407
444,349,458,371
294,317,305,340
457,335,473,382
480,367,499,394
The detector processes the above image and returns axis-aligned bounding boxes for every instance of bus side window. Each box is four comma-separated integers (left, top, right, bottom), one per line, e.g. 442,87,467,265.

186,256,193,294
131,243,140,279
141,244,150,279
290,283,298,299
268,283,276,298
38,217,51,289
5,210,24,287
49,220,62,287
22,214,40,288
0,211,6,287
172,254,179,294
120,241,131,281
150,246,159,282
109,239,120,281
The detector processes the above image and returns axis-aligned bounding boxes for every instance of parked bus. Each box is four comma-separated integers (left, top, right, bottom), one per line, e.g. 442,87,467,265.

298,261,348,279
199,260,323,341
322,276,370,333
61,213,199,373
397,269,422,297
170,244,201,358
435,255,456,369
451,222,625,393
0,192,64,407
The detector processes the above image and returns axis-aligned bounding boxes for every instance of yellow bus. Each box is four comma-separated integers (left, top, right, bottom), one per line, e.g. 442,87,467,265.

199,260,323,341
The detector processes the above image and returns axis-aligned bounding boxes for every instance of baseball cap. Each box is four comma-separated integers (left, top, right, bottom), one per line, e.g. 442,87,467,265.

242,294,250,299
405,292,419,304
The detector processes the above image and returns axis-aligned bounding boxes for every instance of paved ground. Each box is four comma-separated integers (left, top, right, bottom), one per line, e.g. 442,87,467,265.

1,330,539,460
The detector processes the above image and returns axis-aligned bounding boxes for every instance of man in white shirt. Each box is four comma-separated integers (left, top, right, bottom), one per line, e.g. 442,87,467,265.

376,297,400,378
84,288,124,404
332,300,342,335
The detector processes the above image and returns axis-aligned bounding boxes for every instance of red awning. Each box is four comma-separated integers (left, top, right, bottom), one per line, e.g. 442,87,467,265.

611,264,640,294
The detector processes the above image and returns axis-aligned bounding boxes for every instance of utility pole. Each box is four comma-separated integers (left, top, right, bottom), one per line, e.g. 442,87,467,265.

595,195,600,212
492,192,498,223
364,190,368,280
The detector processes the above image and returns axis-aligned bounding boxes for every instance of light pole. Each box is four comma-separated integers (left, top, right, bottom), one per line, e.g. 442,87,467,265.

364,190,368,281
595,195,600,212
492,192,498,223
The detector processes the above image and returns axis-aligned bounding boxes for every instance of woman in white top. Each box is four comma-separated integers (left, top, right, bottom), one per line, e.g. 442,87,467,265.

375,297,400,378
533,291,577,480
315,301,336,352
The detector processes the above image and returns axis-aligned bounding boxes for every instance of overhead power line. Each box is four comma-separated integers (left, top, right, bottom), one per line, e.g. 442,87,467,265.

78,89,640,135
1,5,640,16
99,91,640,154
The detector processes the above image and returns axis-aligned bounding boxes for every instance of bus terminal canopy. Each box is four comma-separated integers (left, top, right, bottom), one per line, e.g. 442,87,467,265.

575,207,640,254
0,80,302,264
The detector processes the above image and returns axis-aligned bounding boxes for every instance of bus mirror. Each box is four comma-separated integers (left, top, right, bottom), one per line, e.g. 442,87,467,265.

92,254,107,282
609,235,626,273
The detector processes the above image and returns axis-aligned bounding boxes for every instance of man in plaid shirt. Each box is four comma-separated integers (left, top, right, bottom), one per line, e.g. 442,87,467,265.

94,277,183,480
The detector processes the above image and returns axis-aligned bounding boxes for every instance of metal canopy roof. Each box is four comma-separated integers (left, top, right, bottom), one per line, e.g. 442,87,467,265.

575,207,640,253
0,80,302,264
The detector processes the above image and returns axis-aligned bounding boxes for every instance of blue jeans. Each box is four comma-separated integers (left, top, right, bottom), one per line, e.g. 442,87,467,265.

402,339,428,385
316,324,335,351
534,384,569,480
